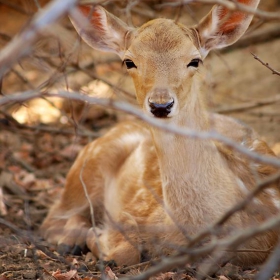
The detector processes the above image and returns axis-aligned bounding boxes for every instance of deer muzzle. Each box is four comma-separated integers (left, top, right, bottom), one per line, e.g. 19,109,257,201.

148,88,174,118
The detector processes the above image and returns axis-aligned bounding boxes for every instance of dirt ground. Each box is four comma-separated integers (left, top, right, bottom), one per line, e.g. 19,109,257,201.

0,1,280,279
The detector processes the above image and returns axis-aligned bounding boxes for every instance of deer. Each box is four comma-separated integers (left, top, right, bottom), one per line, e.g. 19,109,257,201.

41,0,280,267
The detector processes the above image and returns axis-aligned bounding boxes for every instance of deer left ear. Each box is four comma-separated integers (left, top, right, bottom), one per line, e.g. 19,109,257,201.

195,0,260,58
69,5,134,57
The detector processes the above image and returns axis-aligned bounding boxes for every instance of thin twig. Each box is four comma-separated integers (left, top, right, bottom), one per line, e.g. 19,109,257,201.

117,260,152,273
256,241,280,280
0,217,70,265
73,63,136,101
0,108,99,137
157,0,280,20
215,94,280,114
188,171,280,249
251,53,280,76
120,255,190,280
223,23,280,53
79,158,105,263
0,0,78,78
121,212,280,280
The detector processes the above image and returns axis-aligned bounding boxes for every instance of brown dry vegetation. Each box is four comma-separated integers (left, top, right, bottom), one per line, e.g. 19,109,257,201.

0,0,280,279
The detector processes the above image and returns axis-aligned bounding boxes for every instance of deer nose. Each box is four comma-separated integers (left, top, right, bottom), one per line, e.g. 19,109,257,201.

148,98,174,118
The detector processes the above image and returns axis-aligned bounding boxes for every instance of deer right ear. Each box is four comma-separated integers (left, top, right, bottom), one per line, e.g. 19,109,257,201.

195,0,260,58
69,5,133,57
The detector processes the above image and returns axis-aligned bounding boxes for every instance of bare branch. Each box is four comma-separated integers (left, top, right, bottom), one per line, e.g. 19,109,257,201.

120,211,280,280
72,62,136,101
223,24,280,52
0,106,98,137
252,53,280,76
120,255,190,280
79,158,105,263
0,217,70,265
188,171,280,248
116,260,153,274
1,90,280,168
215,94,280,114
0,0,78,79
256,241,280,280
157,0,280,20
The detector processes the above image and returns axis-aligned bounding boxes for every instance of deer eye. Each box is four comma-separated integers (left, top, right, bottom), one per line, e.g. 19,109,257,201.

123,59,137,69
187,58,201,68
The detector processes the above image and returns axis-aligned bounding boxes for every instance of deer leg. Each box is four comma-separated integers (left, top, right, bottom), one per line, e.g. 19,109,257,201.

86,226,141,266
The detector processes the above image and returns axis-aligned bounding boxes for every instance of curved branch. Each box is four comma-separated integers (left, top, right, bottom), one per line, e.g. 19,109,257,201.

157,0,280,20
0,0,78,78
1,90,280,168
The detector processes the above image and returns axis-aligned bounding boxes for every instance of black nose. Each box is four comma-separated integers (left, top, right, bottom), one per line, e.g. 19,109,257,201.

148,98,174,118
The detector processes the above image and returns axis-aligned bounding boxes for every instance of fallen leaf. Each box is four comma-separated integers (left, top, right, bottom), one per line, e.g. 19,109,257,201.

52,269,79,280
36,249,57,261
104,266,118,280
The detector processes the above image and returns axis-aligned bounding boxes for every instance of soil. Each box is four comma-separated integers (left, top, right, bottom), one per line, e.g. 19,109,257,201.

0,1,280,279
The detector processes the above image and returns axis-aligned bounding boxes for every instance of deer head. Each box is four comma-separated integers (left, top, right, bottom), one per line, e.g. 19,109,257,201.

69,1,259,119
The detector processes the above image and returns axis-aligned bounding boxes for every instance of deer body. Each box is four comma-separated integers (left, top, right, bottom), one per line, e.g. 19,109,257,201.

41,0,280,266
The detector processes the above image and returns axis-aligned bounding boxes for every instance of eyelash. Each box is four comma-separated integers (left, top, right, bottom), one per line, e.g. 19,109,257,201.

187,58,202,68
123,59,137,69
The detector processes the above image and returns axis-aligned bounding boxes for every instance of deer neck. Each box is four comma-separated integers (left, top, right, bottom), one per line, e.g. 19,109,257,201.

149,87,236,225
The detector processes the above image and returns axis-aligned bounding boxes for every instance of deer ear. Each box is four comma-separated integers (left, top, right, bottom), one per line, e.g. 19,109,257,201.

69,5,133,57
195,0,260,58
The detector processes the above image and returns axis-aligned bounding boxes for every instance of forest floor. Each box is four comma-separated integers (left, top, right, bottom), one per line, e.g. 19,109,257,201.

0,1,280,279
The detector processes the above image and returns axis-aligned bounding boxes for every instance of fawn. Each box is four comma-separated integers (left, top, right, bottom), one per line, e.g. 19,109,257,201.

41,0,280,266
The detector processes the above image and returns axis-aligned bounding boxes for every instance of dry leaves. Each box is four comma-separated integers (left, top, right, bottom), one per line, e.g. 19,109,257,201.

104,267,118,280
39,266,116,280
153,272,191,280
52,269,79,280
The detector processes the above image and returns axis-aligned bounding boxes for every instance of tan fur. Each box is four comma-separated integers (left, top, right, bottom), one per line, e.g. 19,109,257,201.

41,0,280,266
